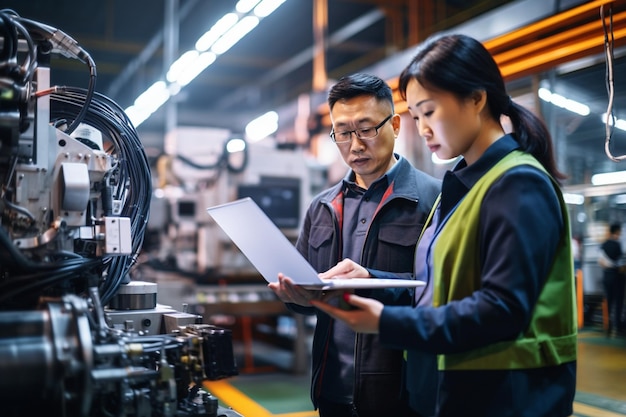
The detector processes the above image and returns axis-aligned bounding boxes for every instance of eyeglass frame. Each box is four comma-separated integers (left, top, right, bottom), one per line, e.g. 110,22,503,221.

329,114,393,144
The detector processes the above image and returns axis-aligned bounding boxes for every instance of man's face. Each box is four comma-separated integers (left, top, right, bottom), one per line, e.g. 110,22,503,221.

329,95,399,189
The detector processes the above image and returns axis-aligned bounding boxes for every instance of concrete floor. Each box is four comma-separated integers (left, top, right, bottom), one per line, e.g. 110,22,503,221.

574,329,626,416
205,327,626,417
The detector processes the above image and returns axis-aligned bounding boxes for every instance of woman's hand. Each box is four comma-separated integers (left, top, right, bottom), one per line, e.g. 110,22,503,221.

311,292,383,334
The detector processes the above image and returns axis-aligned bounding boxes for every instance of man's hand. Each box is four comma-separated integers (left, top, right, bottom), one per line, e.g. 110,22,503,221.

268,273,323,306
311,293,382,334
318,258,371,280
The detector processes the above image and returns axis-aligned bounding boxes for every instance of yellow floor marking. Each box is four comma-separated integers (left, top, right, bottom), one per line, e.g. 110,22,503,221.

204,379,274,417
204,379,319,417
207,379,626,417
573,402,626,417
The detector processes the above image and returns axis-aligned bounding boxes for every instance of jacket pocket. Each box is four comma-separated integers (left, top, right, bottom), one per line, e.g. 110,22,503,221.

308,225,335,271
309,225,334,249
375,224,422,272
378,223,421,247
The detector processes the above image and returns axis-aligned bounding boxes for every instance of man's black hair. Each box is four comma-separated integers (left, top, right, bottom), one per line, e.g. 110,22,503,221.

327,73,394,112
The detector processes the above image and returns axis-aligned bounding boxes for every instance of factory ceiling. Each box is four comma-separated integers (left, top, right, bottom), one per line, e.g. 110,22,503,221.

4,0,626,171
5,0,514,137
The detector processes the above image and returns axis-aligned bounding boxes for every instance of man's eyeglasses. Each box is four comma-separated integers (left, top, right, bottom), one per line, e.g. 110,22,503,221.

330,114,393,144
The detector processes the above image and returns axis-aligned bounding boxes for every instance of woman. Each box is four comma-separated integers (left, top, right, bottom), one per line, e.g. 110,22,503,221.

306,33,577,417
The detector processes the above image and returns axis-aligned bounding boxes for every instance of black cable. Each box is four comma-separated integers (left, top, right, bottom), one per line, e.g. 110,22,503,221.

0,13,151,308
49,87,152,304
0,258,102,304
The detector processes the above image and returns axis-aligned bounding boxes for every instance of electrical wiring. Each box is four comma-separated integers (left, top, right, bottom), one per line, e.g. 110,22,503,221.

601,4,624,162
0,80,151,307
0,12,241,416
0,255,103,305
1,10,146,305
173,136,249,189
1,9,96,135
47,87,153,305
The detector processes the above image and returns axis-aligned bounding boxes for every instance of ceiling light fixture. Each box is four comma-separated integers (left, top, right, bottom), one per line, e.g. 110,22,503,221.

125,81,171,126
125,0,288,128
195,13,239,51
601,113,626,131
254,0,287,18
211,16,259,55
236,0,262,14
175,52,217,87
166,50,201,83
537,87,590,116
591,170,626,186
562,193,585,205
245,111,278,142
226,138,247,153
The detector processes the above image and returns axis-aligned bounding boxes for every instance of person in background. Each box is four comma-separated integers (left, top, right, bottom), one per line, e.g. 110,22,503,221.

308,33,577,417
599,222,625,337
268,73,441,417
572,234,582,272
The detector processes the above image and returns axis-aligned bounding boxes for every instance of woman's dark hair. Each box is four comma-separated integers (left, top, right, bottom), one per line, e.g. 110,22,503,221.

328,73,394,113
398,33,565,181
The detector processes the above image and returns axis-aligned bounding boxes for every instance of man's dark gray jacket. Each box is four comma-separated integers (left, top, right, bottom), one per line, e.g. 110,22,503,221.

287,155,441,417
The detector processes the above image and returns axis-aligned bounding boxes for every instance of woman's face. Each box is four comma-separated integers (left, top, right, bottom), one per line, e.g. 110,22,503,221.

404,78,484,164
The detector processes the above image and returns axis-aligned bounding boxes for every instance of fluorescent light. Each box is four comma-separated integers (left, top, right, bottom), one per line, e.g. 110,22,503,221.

175,52,217,87
591,170,626,185
195,13,239,52
128,1,289,127
563,193,584,205
211,16,259,55
245,111,278,142
254,0,287,17
226,138,247,153
601,113,626,131
134,81,170,111
538,88,590,116
126,81,171,126
168,83,181,96
166,50,199,83
236,0,262,13
125,105,152,127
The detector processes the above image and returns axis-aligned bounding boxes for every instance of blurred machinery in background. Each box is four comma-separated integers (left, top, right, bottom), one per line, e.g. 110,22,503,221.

0,10,241,417
147,126,323,279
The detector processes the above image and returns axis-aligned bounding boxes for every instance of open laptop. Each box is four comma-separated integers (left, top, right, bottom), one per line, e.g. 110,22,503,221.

206,197,425,291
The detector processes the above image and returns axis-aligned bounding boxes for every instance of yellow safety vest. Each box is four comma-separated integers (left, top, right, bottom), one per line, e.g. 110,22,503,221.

431,151,577,370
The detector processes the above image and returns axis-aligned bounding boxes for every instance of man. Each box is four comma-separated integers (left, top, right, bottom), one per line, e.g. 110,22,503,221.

599,222,625,337
268,73,440,417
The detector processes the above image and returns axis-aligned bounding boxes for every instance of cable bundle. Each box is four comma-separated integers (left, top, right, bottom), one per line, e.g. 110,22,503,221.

49,87,152,305
0,9,151,307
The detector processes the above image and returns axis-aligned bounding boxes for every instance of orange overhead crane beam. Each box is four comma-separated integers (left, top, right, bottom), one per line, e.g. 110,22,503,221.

317,0,625,125
488,1,626,81
499,25,626,80
483,0,618,53
493,10,626,67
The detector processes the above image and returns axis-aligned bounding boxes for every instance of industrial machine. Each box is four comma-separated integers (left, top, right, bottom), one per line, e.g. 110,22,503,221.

147,126,318,279
0,10,241,417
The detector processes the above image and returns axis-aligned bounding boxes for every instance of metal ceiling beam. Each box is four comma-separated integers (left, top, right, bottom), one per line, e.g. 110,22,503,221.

214,8,385,110
312,0,329,93
106,0,198,99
